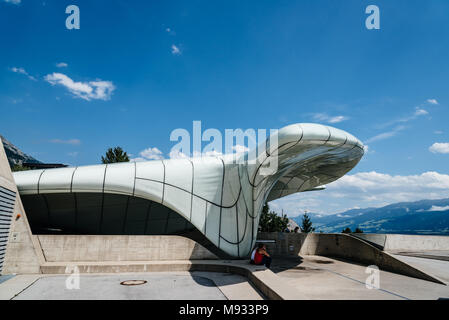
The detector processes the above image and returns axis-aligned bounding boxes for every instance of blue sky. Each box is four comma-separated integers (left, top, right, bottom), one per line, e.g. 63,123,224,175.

1,0,449,215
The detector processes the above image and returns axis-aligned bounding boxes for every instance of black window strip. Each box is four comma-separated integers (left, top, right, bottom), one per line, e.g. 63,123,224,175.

0,193,16,202
0,187,16,197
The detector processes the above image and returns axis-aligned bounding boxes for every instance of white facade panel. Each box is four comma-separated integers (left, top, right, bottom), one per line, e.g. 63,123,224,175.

13,169,44,194
135,160,164,182
163,185,191,221
104,162,135,195
191,157,223,205
38,167,75,193
191,195,207,233
71,164,106,193
205,203,220,247
220,207,238,243
134,178,163,203
164,159,192,192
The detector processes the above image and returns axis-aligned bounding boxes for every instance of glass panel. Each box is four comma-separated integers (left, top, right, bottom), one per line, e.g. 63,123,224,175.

124,196,150,235
101,193,128,235
44,193,76,232
21,194,49,233
145,202,170,234
76,193,103,234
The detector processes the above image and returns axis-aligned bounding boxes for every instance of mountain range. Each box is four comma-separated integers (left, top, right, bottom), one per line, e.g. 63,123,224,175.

0,134,41,168
292,198,449,235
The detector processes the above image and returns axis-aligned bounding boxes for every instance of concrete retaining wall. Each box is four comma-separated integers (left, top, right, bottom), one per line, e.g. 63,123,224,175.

257,232,445,284
349,233,449,252
37,235,218,262
0,140,44,274
383,234,449,252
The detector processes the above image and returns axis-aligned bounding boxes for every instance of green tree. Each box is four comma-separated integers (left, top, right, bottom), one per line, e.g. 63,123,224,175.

354,227,364,233
342,227,352,234
11,164,30,172
301,212,315,233
101,147,130,164
259,203,289,232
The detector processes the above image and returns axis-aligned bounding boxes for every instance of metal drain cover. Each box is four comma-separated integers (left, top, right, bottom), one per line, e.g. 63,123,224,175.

120,280,147,286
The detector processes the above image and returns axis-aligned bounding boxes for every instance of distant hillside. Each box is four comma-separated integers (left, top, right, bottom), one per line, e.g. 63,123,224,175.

292,198,449,235
0,134,41,168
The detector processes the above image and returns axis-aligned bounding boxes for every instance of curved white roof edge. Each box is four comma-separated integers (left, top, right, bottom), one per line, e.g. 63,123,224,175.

13,123,364,257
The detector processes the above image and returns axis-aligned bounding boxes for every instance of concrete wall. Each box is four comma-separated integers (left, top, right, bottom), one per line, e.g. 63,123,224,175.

38,235,217,262
257,232,445,284
0,140,44,274
384,234,449,252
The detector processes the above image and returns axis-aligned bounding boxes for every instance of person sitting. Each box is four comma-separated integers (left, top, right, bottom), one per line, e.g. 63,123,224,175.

253,243,272,268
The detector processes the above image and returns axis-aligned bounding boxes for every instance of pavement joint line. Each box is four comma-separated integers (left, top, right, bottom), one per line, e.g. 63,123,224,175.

10,277,42,300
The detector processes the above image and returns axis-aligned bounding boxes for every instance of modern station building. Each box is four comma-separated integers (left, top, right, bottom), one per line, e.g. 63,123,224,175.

0,123,364,273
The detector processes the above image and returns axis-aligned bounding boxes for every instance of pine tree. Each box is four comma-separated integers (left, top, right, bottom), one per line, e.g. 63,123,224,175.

259,203,289,232
301,212,315,233
354,227,364,233
101,147,130,164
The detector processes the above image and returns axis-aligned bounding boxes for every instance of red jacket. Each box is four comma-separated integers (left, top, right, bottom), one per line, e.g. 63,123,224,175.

254,250,263,264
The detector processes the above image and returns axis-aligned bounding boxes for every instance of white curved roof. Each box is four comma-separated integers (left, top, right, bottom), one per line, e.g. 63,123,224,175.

13,123,364,257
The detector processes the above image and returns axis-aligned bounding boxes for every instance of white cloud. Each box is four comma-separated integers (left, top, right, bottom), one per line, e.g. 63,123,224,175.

271,171,449,216
131,147,164,162
414,108,428,116
418,205,449,212
427,99,439,105
169,150,189,159
428,205,449,212
67,152,79,157
195,150,222,157
56,62,68,68
171,44,181,55
134,143,248,161
3,0,21,5
312,113,348,124
429,142,449,154
10,67,36,81
232,144,249,153
434,130,443,135
365,125,406,144
140,147,164,160
50,139,81,145
378,105,430,130
44,73,115,101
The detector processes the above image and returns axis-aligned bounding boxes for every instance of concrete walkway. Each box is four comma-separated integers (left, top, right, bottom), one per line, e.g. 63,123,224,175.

4,256,446,300
271,255,449,300
38,259,306,300
0,271,264,300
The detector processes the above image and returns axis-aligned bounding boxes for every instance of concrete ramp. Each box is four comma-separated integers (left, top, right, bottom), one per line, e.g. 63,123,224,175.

303,233,445,285
391,254,449,284
257,232,446,285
